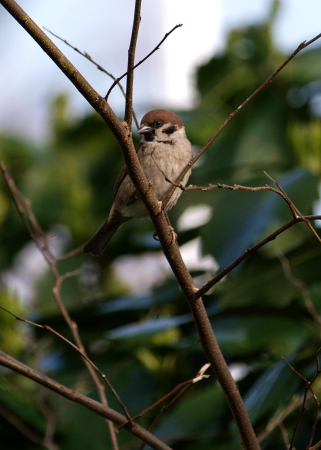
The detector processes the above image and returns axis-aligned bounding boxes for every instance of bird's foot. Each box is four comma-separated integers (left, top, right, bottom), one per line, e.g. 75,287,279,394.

168,226,177,245
157,200,164,214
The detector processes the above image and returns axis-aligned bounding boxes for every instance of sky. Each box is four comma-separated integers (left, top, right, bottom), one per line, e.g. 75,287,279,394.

0,0,321,141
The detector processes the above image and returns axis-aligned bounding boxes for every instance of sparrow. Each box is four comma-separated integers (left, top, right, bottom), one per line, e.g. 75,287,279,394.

83,109,193,256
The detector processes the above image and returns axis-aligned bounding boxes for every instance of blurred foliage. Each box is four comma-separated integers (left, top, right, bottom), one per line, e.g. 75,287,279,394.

1,3,321,449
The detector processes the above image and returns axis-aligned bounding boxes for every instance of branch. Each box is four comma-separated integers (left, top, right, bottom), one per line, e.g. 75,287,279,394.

277,252,321,329
0,304,131,423
0,403,58,450
0,161,120,449
105,24,183,102
138,364,211,450
195,215,321,300
257,384,321,443
0,2,260,448
117,364,210,432
264,171,321,245
43,27,139,129
0,351,173,450
163,32,321,209
123,0,142,127
282,351,321,450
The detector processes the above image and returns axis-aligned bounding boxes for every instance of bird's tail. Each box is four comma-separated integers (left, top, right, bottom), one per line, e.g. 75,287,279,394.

83,217,122,256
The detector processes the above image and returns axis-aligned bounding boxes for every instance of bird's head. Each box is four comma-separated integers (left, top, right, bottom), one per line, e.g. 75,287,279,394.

138,109,185,144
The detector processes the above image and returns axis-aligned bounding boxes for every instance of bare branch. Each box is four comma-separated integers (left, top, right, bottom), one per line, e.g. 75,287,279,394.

105,24,183,102
282,352,321,450
163,32,321,209
0,304,131,424
0,403,58,450
277,253,321,329
123,0,142,127
195,214,321,300
0,351,173,450
117,364,210,432
264,171,321,245
311,440,321,450
0,162,120,448
44,27,139,129
257,385,321,443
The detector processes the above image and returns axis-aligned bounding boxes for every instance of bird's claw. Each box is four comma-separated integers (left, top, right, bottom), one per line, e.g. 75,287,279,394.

168,226,177,245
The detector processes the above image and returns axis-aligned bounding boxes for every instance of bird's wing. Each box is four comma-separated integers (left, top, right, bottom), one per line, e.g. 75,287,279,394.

113,143,142,199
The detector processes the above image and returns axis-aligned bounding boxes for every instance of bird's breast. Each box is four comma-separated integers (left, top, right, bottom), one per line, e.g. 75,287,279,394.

138,140,192,205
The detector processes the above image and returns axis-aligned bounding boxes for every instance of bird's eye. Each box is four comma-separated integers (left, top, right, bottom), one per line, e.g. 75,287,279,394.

156,120,162,127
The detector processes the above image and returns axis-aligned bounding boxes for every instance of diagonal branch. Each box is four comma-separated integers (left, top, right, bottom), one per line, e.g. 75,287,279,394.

264,171,321,244
163,32,321,209
0,350,173,450
277,252,321,329
44,27,139,129
195,214,321,300
117,364,210,432
106,24,183,102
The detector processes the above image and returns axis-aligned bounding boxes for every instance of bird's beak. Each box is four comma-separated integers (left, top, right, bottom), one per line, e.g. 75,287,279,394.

138,124,153,135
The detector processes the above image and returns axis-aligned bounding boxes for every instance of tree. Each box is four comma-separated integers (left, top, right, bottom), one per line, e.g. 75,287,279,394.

0,1,321,449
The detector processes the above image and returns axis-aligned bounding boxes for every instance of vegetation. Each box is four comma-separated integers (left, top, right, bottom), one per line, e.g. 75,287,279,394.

1,3,321,449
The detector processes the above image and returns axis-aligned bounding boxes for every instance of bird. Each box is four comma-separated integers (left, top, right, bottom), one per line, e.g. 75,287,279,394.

83,109,193,256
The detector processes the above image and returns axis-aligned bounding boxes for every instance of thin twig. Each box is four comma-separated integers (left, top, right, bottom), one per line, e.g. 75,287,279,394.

163,33,321,209
282,352,321,450
277,252,321,329
117,364,210,432
279,422,290,450
151,151,185,190
257,387,321,443
311,440,321,450
43,27,139,129
0,162,121,449
0,351,173,450
56,245,84,261
138,386,191,450
0,304,132,423
264,171,321,245
0,403,59,450
194,214,321,300
140,365,212,449
105,24,183,101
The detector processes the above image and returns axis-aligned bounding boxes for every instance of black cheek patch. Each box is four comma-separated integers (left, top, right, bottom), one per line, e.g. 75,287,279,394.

163,125,176,135
144,133,155,142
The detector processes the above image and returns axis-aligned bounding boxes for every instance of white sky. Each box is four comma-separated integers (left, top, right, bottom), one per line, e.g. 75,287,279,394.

0,0,321,141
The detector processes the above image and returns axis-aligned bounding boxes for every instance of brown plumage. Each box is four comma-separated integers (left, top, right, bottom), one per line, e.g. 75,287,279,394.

83,109,193,256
